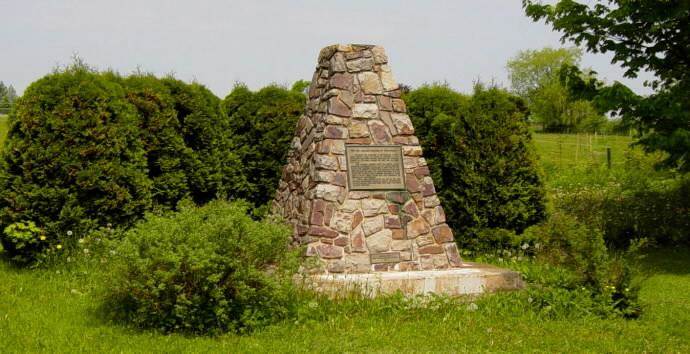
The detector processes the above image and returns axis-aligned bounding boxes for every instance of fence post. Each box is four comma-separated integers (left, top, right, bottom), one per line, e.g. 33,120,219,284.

606,147,612,169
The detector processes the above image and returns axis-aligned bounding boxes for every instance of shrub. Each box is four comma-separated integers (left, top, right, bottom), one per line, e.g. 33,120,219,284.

0,64,151,262
521,213,640,316
405,84,546,250
121,75,245,208
106,200,300,334
547,148,690,248
119,74,192,207
160,78,246,205
223,83,305,206
470,213,640,317
2,221,45,261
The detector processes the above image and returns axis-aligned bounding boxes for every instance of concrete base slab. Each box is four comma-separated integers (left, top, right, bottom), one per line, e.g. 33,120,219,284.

300,262,523,297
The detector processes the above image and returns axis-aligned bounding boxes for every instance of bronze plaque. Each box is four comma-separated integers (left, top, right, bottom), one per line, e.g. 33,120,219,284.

345,145,405,190
370,252,401,264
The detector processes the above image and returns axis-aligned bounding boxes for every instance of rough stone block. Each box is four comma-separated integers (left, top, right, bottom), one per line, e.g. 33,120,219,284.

310,226,338,238
358,72,383,94
317,244,344,259
366,229,392,253
352,103,379,119
432,224,454,243
362,215,384,236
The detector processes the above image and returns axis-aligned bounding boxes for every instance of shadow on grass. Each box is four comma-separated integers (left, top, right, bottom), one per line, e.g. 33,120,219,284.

638,247,690,275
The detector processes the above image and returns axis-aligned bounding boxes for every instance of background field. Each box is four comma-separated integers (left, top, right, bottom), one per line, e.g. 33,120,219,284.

0,119,687,352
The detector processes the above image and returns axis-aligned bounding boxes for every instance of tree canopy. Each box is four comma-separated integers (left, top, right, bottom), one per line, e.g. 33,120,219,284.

524,0,690,170
507,47,607,132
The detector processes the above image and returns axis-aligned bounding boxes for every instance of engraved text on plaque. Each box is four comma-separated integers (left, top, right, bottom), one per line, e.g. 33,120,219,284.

345,145,405,190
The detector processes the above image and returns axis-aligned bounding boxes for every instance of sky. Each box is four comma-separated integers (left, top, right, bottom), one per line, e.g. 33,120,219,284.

0,0,654,97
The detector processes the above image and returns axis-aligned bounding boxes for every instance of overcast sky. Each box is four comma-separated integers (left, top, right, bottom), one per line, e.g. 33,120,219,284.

1,0,653,97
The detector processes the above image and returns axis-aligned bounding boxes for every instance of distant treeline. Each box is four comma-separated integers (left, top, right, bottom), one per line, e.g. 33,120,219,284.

0,81,17,115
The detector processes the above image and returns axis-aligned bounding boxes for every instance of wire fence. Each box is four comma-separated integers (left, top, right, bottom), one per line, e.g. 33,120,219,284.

532,133,633,169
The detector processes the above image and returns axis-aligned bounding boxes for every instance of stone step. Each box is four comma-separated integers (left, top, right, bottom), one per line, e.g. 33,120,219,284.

300,262,523,297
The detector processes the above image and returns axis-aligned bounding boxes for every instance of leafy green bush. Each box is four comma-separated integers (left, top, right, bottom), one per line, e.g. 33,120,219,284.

106,200,300,334
555,175,690,247
0,64,151,262
162,78,246,204
471,213,640,317
405,84,546,250
121,74,245,208
522,213,639,316
2,221,45,261
223,83,305,206
120,74,192,207
548,149,690,247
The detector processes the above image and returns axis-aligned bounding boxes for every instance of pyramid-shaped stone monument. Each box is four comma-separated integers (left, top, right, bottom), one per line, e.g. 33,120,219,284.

273,44,522,295
273,44,461,273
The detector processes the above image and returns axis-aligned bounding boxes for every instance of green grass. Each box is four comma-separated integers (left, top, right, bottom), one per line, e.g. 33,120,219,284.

0,248,688,352
532,132,635,169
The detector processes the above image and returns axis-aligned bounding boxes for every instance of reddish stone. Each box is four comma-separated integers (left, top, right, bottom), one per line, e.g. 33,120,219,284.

330,73,353,90
351,229,366,252
436,206,446,223
368,121,391,144
405,174,421,193
310,211,324,225
328,97,352,117
373,263,391,271
386,192,405,204
309,226,338,238
402,200,419,218
422,182,436,197
312,199,325,213
378,95,393,111
334,236,349,247
324,203,334,226
414,166,430,178
384,215,401,229
432,224,454,243
379,111,397,135
388,204,399,214
321,238,333,245
418,245,444,254
317,244,344,259
351,210,363,229
324,125,347,139
333,172,347,187
444,243,462,267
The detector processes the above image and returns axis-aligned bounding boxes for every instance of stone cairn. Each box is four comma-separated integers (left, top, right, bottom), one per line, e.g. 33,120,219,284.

273,44,462,274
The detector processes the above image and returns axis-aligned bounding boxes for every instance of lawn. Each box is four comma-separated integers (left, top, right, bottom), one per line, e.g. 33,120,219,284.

1,248,688,352
532,132,635,169
0,121,688,352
